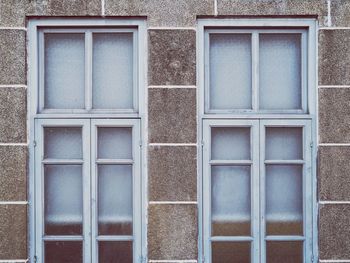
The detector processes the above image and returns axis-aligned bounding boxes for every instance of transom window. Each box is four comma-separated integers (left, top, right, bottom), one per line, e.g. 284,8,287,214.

205,28,308,113
39,28,138,113
29,19,146,263
199,19,317,263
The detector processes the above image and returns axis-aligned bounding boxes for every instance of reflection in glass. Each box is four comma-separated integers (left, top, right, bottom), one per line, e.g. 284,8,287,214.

260,34,302,110
98,127,132,159
266,127,303,160
211,127,251,160
209,34,252,110
45,241,82,263
266,165,303,235
44,33,85,109
98,165,133,235
99,241,132,263
212,242,250,263
44,127,82,159
267,241,303,263
44,165,83,235
93,33,133,109
211,166,251,236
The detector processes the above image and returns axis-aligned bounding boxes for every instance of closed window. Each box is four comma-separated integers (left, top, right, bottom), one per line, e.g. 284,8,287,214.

199,19,317,263
29,19,146,263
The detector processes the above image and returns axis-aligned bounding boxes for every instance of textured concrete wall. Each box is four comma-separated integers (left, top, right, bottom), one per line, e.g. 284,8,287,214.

0,0,350,262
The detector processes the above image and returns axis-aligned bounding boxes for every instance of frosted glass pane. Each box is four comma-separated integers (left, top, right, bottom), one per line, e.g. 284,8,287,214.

44,33,85,109
92,33,133,109
266,127,303,160
98,127,132,159
211,166,251,236
259,34,302,110
209,34,252,110
267,242,303,263
44,127,82,159
44,165,83,235
211,127,251,160
99,241,132,263
266,165,303,235
212,242,250,263
45,241,82,263
98,165,132,235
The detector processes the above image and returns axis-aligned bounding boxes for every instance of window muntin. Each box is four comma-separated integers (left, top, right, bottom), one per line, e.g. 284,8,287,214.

39,28,138,113
205,29,307,114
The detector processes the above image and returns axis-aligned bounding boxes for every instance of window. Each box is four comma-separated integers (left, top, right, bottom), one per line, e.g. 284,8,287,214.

29,19,146,263
198,19,317,263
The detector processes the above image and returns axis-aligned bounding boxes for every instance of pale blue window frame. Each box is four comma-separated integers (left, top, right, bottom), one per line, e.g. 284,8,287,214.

197,18,318,263
28,18,147,263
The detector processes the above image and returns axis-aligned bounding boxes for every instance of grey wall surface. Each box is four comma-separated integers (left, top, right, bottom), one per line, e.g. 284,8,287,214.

0,0,349,262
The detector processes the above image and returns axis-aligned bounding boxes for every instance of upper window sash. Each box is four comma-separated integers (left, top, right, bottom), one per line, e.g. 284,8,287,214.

28,19,146,117
198,18,317,117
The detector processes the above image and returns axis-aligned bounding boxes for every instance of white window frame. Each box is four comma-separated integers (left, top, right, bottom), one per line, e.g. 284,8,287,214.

28,18,147,263
197,18,318,263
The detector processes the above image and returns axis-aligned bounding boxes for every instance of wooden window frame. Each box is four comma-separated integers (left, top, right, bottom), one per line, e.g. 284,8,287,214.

28,18,147,263
197,18,318,263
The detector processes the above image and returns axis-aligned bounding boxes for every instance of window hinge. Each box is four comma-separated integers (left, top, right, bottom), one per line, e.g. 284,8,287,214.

311,254,314,262
202,256,205,263
201,140,204,148
33,140,37,147
140,256,146,263
34,255,38,263
310,141,314,148
139,140,142,148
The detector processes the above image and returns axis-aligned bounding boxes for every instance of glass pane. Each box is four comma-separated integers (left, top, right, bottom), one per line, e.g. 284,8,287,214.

97,127,132,159
211,166,251,236
266,165,303,235
44,33,85,109
99,241,132,263
44,127,82,159
45,241,82,263
92,33,133,109
211,127,251,160
209,34,252,110
212,242,250,263
44,165,83,235
267,241,303,263
266,127,303,160
259,34,302,110
98,165,133,235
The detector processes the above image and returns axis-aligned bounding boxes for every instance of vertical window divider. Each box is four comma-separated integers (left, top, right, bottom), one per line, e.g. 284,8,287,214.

252,31,259,112
301,32,308,113
252,120,260,263
259,121,267,263
90,119,98,263
82,119,92,263
85,31,93,111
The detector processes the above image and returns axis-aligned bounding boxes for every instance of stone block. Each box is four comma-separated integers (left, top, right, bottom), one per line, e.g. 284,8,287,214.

149,146,197,201
149,88,196,143
0,87,27,143
148,204,198,260
149,30,196,86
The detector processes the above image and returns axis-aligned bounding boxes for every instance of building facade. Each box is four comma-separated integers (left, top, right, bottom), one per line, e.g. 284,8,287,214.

0,0,349,262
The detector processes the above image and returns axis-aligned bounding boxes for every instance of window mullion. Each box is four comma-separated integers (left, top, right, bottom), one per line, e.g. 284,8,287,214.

259,120,267,263
85,31,93,111
252,120,260,263
82,119,92,263
90,120,98,263
252,31,259,112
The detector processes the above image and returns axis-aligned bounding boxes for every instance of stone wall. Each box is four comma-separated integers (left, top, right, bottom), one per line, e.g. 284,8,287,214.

0,0,349,262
